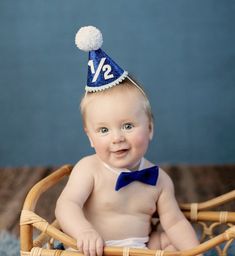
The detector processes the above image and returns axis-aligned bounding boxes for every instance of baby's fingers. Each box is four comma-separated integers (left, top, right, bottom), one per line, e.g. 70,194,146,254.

77,240,83,252
89,239,97,256
96,237,104,256
83,240,90,256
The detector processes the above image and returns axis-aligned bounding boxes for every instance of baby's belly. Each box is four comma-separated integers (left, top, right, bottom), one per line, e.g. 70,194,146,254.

87,212,151,241
83,181,158,240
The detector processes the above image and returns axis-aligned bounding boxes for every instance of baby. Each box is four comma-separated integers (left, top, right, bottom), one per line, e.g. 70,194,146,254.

55,79,201,256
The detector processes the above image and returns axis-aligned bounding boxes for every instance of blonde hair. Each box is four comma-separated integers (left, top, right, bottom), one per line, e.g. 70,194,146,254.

80,77,154,127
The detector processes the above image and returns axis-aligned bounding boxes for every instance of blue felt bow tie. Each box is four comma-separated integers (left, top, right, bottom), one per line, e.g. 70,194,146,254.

115,166,159,191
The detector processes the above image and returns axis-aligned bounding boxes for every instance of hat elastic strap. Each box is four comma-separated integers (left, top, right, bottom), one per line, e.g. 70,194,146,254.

126,76,147,97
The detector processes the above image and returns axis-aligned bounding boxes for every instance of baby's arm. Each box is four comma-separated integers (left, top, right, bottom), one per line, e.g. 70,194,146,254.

155,171,201,254
55,158,103,256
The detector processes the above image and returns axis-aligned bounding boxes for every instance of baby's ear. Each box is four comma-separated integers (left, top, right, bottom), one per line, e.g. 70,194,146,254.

149,122,154,141
88,137,94,148
84,128,94,148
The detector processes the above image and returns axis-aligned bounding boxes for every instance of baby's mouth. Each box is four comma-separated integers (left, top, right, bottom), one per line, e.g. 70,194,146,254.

112,149,129,155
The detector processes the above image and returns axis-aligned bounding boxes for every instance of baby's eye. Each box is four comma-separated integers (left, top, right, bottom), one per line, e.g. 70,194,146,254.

122,123,134,130
99,127,109,134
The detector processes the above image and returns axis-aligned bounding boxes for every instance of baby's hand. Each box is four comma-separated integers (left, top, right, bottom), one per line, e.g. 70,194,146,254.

76,229,104,256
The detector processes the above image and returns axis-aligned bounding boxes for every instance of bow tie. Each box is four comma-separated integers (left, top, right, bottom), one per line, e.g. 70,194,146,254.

115,166,159,191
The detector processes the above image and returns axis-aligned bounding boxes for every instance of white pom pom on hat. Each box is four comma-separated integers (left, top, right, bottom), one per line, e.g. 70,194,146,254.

75,26,103,52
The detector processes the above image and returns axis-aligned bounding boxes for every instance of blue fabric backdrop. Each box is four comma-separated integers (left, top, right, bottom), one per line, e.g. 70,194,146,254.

0,0,235,166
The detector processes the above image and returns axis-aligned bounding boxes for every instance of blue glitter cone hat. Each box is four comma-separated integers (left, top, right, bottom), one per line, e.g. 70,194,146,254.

75,26,128,92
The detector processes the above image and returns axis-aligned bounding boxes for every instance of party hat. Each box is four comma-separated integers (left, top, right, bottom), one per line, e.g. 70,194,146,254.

75,26,128,92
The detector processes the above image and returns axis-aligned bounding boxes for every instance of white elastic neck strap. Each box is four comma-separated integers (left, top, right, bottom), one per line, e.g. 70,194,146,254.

127,76,146,97
102,158,145,175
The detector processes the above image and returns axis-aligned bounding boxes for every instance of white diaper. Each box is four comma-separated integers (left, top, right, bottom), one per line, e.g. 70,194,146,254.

105,236,149,248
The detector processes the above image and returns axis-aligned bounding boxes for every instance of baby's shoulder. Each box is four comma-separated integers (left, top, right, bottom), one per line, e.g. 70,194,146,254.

71,154,101,176
157,167,174,190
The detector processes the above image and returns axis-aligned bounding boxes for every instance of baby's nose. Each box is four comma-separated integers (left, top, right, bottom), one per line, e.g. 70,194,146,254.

112,130,125,144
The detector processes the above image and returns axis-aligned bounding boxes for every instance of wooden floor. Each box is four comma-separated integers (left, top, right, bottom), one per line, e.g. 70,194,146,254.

0,164,234,237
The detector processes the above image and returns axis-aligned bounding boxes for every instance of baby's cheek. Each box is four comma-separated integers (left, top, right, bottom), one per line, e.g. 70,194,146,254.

133,133,150,147
132,139,149,158
93,142,108,157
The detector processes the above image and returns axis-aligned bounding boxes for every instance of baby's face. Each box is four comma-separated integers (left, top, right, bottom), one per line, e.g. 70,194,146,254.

84,90,153,170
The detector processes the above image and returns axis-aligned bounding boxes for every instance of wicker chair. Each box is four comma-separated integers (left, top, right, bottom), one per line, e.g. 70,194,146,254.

20,165,235,256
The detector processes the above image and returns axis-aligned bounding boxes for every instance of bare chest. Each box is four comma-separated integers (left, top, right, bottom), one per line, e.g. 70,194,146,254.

86,173,159,216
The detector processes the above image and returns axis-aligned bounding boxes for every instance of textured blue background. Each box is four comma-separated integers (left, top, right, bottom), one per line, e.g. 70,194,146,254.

0,1,235,166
